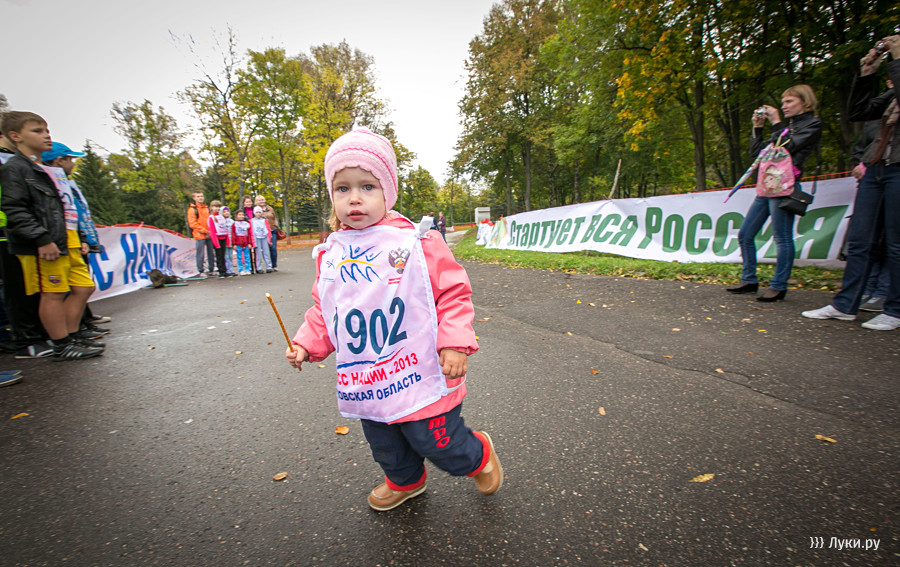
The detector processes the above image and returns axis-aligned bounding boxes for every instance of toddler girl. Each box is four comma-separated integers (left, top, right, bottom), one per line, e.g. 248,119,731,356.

285,128,502,511
231,210,254,275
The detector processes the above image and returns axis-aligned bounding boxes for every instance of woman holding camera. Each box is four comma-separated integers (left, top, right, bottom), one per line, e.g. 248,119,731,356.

727,85,822,302
803,36,900,331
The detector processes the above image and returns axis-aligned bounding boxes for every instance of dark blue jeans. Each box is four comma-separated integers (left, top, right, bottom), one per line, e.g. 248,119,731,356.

833,163,900,317
738,194,797,291
269,229,278,268
360,404,485,490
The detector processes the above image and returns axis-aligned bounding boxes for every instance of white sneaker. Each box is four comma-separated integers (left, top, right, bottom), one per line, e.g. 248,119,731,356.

801,305,856,320
861,314,900,331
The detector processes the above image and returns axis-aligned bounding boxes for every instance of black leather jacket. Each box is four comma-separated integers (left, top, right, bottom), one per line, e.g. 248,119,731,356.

0,151,69,255
750,110,822,178
848,59,900,165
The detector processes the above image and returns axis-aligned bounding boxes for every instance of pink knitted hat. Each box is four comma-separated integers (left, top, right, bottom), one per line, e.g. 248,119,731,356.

324,127,398,210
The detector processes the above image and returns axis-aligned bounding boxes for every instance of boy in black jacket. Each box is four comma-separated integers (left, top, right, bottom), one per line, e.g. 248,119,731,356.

0,111,102,360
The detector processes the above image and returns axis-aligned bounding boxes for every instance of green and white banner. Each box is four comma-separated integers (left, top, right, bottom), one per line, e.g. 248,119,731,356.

484,177,857,267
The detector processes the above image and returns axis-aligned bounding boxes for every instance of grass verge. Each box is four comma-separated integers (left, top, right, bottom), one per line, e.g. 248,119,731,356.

451,230,845,292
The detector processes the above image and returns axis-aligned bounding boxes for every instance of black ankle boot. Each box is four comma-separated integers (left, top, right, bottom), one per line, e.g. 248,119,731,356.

726,283,758,294
756,289,787,302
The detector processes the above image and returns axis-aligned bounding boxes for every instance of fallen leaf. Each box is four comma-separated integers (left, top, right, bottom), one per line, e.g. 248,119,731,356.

591,368,599,374
588,302,596,306
317,364,326,368
477,317,491,322
715,368,724,373
689,473,715,483
235,350,242,355
566,332,573,336
10,413,28,419
662,355,673,359
815,435,836,443
475,335,480,340
638,543,649,552
672,328,681,332
598,407,606,415
758,329,767,333
148,346,156,350
273,472,289,481
267,341,273,344
335,426,350,435
576,300,582,304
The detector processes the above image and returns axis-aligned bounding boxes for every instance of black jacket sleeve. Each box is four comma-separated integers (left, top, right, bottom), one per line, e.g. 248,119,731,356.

0,159,54,249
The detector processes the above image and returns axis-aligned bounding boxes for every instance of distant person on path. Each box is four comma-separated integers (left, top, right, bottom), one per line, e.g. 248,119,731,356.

254,195,279,272
187,191,214,277
437,211,446,242
727,84,822,302
0,111,102,360
251,206,273,273
240,195,258,273
231,209,254,275
207,200,232,278
285,127,502,512
803,36,900,331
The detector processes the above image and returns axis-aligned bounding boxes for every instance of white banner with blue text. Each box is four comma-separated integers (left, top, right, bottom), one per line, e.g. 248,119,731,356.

88,225,196,301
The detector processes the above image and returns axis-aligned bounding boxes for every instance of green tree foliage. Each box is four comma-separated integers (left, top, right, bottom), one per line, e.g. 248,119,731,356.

457,0,900,204
72,144,129,226
109,100,201,230
399,166,440,221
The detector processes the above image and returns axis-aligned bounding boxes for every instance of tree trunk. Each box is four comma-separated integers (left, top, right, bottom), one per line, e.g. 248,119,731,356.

522,140,533,211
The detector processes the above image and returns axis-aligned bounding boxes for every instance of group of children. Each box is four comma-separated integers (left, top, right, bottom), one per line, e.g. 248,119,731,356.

0,111,111,366
188,191,276,278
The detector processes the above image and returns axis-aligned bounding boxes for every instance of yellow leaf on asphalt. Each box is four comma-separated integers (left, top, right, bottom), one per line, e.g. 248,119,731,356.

662,355,673,359
566,332,573,336
815,435,837,443
758,329,767,333
335,426,350,435
689,474,715,483
235,351,242,355
576,300,582,304
588,303,596,306
273,472,289,481
148,346,156,350
598,407,606,415
715,368,725,373
10,413,28,419
591,368,599,374
672,328,681,332
317,364,326,368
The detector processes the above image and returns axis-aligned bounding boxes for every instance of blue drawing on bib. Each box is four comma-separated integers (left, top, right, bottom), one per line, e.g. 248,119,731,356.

338,245,382,283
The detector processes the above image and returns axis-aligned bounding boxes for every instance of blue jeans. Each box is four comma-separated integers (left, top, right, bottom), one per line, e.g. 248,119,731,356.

360,404,485,489
833,163,900,317
738,194,796,291
269,229,279,268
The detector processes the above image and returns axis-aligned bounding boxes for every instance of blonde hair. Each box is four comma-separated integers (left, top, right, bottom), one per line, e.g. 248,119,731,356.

782,84,818,114
209,200,222,208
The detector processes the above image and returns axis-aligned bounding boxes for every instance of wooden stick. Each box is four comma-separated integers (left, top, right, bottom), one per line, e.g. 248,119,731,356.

266,293,301,372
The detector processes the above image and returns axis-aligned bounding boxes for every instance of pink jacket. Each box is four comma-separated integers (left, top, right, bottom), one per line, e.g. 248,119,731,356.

292,213,478,424
207,215,232,248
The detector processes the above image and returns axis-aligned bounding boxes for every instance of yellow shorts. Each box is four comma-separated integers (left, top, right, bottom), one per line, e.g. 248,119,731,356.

17,249,95,295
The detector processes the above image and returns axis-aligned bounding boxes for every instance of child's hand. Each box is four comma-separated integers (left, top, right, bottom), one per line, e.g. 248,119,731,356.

37,242,61,261
439,348,468,380
286,344,309,370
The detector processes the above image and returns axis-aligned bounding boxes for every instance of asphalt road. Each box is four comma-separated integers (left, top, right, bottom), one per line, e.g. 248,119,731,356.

1,235,896,567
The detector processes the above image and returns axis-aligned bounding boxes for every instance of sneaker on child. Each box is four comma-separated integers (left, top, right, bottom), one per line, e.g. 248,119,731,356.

15,340,53,359
859,297,885,312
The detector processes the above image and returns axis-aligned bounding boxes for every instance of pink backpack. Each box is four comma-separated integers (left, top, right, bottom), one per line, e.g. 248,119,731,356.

755,134,795,198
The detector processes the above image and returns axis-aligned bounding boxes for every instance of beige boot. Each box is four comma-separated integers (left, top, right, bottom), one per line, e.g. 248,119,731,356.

473,431,503,495
367,481,427,511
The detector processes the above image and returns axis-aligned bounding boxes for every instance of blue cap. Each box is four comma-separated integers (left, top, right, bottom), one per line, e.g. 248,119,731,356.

42,142,86,163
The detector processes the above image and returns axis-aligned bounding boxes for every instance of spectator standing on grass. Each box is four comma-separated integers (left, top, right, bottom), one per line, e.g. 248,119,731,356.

803,36,900,331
